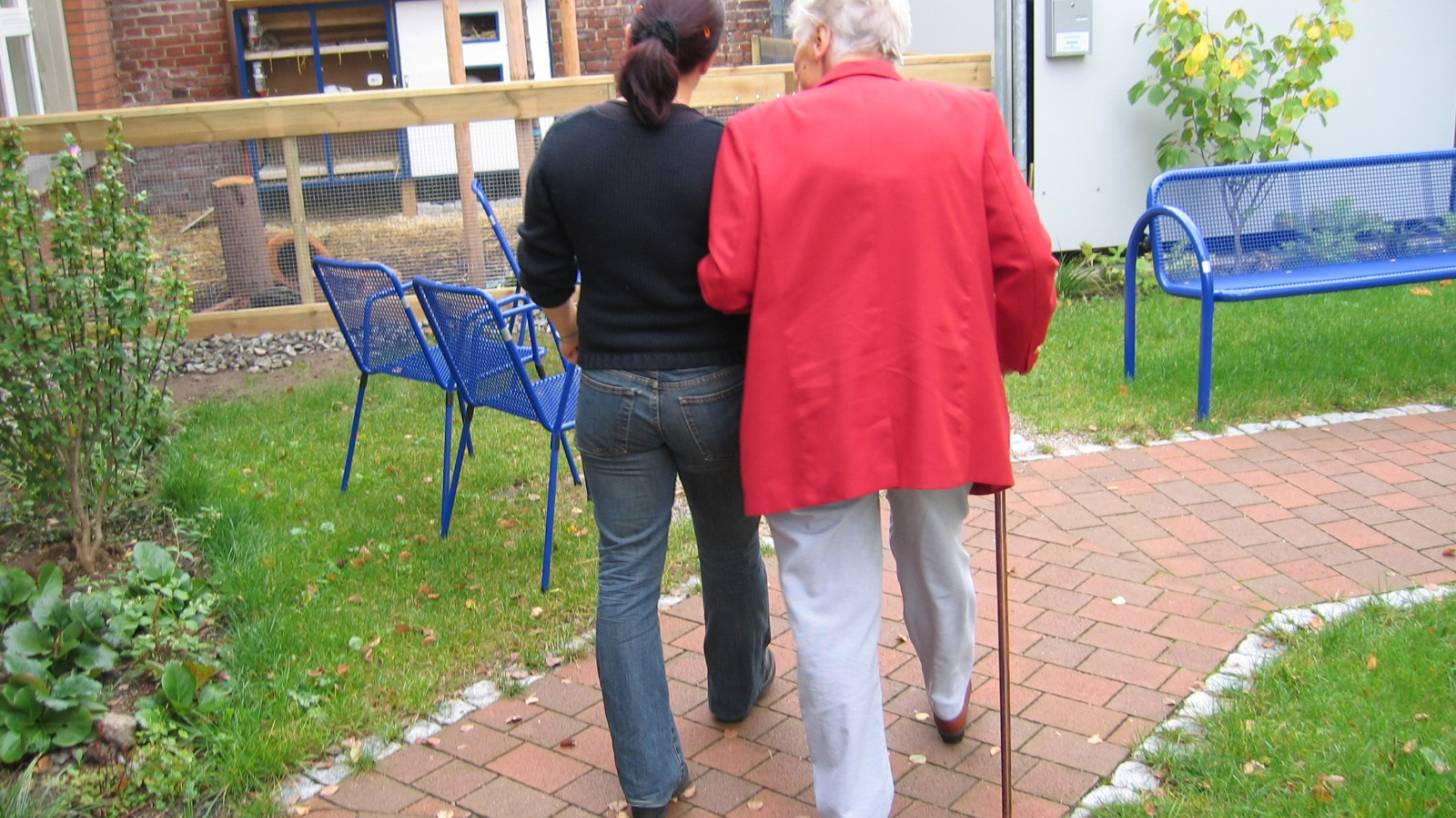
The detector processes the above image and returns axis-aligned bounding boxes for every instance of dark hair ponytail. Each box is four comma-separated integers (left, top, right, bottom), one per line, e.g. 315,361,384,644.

616,0,725,128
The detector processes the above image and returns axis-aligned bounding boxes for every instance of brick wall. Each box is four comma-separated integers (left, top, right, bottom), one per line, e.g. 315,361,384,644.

546,0,772,77
109,0,236,106
62,0,122,109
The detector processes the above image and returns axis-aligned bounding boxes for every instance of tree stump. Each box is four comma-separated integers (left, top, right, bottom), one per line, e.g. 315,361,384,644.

211,176,271,307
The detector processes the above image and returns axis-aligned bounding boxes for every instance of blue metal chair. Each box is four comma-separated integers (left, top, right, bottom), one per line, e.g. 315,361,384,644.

311,257,471,522
471,177,549,377
411,276,583,591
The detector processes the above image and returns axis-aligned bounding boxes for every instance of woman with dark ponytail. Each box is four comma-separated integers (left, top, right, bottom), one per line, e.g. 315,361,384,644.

517,1,773,815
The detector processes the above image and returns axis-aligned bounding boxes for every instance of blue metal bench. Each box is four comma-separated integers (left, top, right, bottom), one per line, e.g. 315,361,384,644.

1125,149,1456,420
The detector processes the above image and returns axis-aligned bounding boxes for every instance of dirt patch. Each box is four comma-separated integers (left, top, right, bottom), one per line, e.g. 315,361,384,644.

169,348,357,407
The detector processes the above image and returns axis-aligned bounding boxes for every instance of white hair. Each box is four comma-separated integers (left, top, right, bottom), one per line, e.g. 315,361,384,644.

788,0,912,63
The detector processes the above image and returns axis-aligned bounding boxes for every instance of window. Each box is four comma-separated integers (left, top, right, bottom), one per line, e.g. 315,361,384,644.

0,0,41,116
460,11,499,42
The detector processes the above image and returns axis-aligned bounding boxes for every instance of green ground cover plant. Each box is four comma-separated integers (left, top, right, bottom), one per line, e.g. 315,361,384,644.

1095,595,1456,817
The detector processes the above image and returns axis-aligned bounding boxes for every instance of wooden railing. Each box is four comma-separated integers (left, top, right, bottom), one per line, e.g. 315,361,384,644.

14,54,990,151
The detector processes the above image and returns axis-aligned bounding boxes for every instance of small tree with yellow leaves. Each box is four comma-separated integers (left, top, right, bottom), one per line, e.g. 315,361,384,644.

1130,0,1353,170
1128,1,1353,258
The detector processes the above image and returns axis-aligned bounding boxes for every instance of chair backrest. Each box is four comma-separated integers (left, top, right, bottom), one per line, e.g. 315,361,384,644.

471,178,524,286
1148,149,1456,285
411,276,562,426
312,256,449,386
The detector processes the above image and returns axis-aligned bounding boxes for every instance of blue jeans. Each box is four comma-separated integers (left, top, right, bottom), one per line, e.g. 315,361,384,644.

576,365,771,807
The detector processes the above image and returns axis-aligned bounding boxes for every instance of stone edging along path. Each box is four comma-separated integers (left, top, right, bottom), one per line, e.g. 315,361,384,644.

1069,583,1455,818
275,401,1454,808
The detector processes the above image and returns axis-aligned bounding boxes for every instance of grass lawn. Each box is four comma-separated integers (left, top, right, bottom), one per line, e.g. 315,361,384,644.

161,365,699,812
1096,595,1456,818
1008,282,1456,441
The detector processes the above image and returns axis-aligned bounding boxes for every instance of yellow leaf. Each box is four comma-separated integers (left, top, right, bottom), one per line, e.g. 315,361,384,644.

1306,24,1323,41
1337,20,1355,40
1176,0,1189,16
1411,287,1433,297
1404,739,1418,754
1366,654,1379,670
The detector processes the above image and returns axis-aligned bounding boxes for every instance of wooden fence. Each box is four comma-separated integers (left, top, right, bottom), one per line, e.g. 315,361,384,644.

8,54,991,338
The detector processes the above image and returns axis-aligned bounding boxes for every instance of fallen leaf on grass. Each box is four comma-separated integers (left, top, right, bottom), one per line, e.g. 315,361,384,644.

335,663,349,677
1366,655,1378,670
419,582,440,601
346,594,364,604
1415,713,1431,722
395,623,411,635
465,599,478,610
421,628,438,646
398,550,412,562
1411,286,1433,296
907,754,927,765
1404,739,1419,754
530,606,544,618
1243,760,1266,774
1420,747,1450,774
497,517,521,529
395,494,405,505
1318,774,1345,788
1143,802,1157,816
528,493,541,501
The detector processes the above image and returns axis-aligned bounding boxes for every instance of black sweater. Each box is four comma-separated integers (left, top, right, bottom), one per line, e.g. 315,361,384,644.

517,101,748,370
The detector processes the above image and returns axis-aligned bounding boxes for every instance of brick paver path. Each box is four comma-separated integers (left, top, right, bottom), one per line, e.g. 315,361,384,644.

299,412,1456,817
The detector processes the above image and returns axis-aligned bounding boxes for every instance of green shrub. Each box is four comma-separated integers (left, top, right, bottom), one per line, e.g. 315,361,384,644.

0,123,190,574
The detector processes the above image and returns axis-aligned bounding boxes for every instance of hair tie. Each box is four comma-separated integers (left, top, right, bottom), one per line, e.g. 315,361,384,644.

632,16,680,56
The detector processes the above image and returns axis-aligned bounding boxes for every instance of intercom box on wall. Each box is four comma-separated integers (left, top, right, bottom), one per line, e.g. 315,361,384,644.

1046,0,1092,58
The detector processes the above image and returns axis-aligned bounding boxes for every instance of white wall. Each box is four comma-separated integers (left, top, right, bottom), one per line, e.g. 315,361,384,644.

907,0,995,55
1031,0,1456,250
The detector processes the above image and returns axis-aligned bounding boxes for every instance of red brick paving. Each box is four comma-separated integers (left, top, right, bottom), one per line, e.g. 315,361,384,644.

309,412,1456,817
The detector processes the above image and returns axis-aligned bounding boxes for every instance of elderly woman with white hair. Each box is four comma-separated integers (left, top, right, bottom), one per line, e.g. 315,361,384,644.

698,0,1058,814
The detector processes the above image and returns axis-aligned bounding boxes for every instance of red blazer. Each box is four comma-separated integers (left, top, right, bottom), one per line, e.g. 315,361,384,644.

698,60,1058,517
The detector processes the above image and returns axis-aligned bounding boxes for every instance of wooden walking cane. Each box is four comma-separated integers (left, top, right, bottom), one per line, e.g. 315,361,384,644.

993,489,1014,818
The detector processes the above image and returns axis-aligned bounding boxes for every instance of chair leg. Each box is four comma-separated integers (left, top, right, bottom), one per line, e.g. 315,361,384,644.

560,432,582,486
1197,297,1215,421
442,406,474,539
341,373,369,493
541,430,562,591
442,392,454,526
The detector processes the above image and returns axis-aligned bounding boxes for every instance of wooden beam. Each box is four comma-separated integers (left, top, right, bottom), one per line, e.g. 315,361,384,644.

187,289,518,339
559,0,581,76
501,0,536,195
12,54,992,153
282,136,316,304
443,0,486,283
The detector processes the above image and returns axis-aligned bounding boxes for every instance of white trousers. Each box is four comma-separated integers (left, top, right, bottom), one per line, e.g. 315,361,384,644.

768,485,976,818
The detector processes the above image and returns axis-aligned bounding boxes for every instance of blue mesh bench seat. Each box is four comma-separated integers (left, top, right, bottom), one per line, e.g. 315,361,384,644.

1124,149,1456,419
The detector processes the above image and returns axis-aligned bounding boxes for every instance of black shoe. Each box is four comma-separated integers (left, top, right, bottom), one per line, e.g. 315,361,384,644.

711,648,776,723
631,767,692,817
